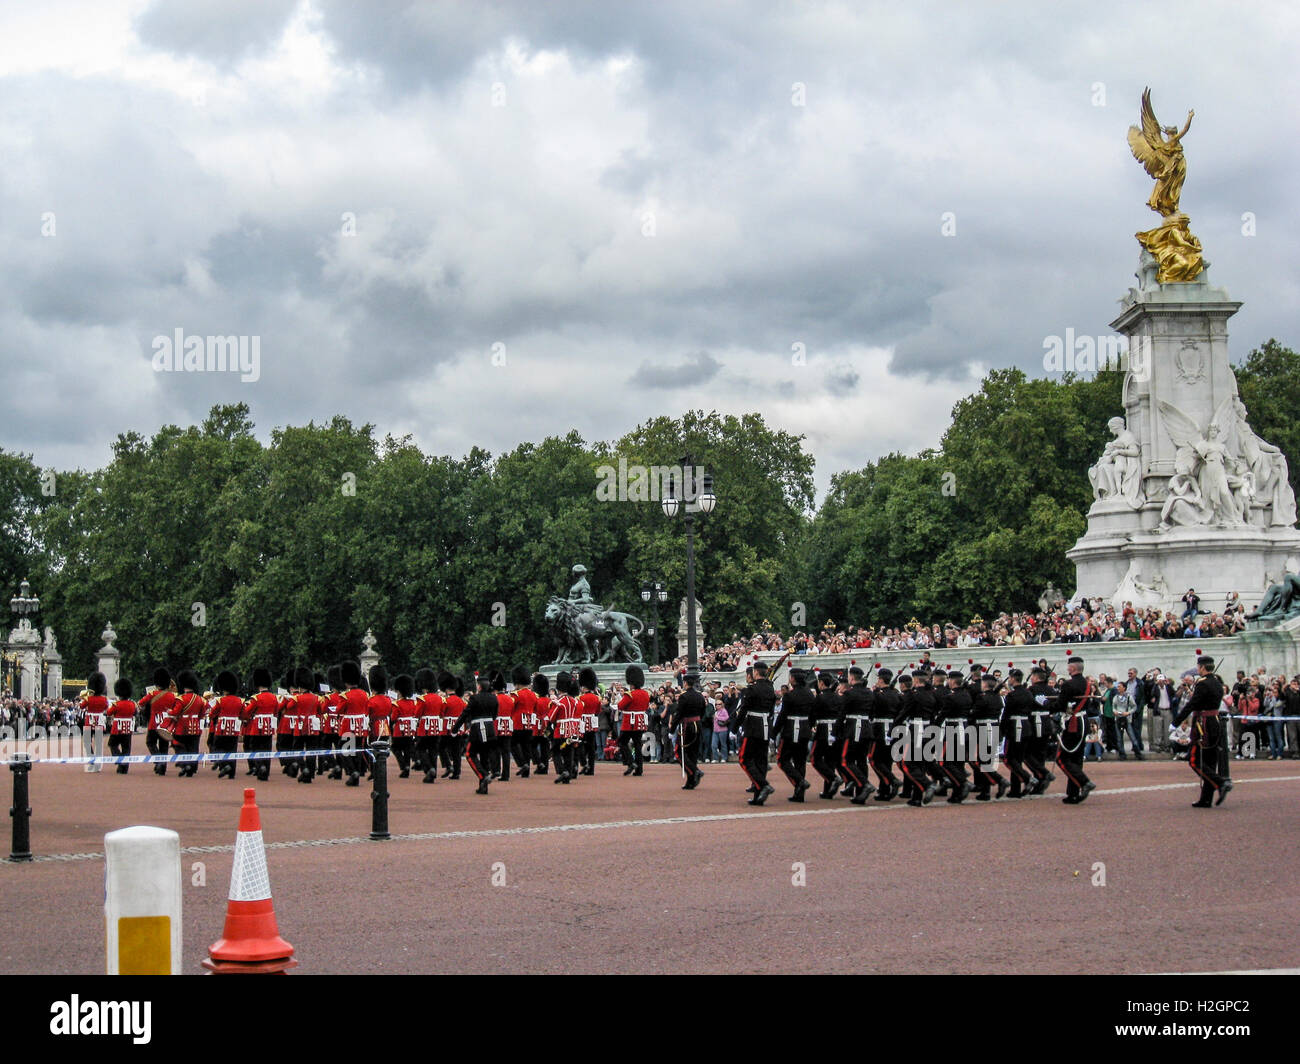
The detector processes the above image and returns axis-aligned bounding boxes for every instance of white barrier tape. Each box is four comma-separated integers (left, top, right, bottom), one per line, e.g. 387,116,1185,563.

3,747,374,767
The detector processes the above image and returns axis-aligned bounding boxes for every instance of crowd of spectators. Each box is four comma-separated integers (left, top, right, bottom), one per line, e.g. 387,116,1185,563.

650,589,1251,673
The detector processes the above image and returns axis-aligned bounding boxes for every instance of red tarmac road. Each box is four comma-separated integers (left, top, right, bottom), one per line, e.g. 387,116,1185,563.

1,756,1297,974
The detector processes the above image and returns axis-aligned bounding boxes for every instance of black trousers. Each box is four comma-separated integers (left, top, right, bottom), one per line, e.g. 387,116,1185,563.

579,732,596,773
246,735,273,780
738,734,769,789
441,734,462,777
1003,735,1035,794
277,733,299,774
415,736,439,776
680,720,701,781
840,737,872,791
109,732,132,772
146,729,169,774
211,735,238,777
174,734,200,776
466,734,493,782
511,731,533,772
810,729,840,788
1055,743,1091,798
297,735,318,780
552,736,575,779
494,734,512,780
1190,714,1227,802
896,723,930,793
776,735,809,788
534,734,550,772
391,736,415,774
618,729,643,772
868,726,898,791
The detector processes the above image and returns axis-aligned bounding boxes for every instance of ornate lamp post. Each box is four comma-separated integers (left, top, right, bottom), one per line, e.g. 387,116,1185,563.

661,457,716,682
639,580,670,667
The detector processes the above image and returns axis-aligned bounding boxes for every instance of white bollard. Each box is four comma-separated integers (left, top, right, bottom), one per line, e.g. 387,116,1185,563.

104,826,182,975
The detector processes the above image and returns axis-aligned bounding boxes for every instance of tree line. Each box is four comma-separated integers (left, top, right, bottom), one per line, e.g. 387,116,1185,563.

2,341,1294,684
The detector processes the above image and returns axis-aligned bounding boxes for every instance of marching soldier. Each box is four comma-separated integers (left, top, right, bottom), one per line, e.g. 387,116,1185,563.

165,669,206,777
338,661,370,787
320,665,343,779
414,668,443,783
440,672,465,779
1000,668,1038,798
971,672,1009,801
1026,665,1057,794
735,660,776,805
1055,656,1097,804
899,670,938,806
839,666,877,804
108,677,137,774
810,670,844,799
210,670,244,780
242,667,278,782
617,664,650,777
139,668,177,776
531,672,552,775
295,666,322,783
868,668,901,800
79,672,109,774
671,672,707,790
932,670,972,803
456,674,498,795
510,665,537,778
391,674,420,778
367,666,394,781
491,671,514,781
276,669,300,778
1172,655,1233,807
577,667,601,776
547,671,577,783
773,667,814,802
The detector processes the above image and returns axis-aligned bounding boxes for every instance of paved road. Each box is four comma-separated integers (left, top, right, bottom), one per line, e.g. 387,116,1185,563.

2,757,1296,974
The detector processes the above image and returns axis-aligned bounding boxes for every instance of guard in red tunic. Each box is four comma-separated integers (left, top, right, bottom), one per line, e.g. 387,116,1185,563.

414,668,443,783
108,677,137,774
321,664,344,779
509,665,536,778
139,668,177,776
530,673,552,775
490,671,514,782
79,671,109,774
549,671,580,783
391,673,419,778
440,672,465,779
367,665,393,780
164,669,207,777
577,667,602,776
241,667,278,782
338,661,370,787
295,667,323,784
210,670,244,779
618,664,650,776
276,669,300,777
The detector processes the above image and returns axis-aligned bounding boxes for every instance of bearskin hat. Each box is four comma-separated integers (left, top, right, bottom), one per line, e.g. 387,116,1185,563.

176,669,200,693
437,670,455,691
280,668,296,691
454,676,466,697
490,671,506,692
394,673,414,699
532,672,550,696
341,661,362,688
327,664,343,691
252,666,272,690
295,666,315,690
369,665,387,694
415,667,436,694
510,664,531,689
216,670,240,696
87,671,107,696
625,664,645,688
113,677,133,699
578,666,598,691
152,667,171,689
553,671,570,696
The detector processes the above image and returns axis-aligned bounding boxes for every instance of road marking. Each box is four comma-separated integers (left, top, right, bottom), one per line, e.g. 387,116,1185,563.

6,774,1298,864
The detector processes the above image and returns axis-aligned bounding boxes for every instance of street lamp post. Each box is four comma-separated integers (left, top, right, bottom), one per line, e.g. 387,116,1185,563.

640,580,670,667
661,458,716,683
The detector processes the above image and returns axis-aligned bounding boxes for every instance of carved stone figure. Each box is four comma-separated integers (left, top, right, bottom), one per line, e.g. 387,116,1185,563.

1111,561,1170,613
1249,559,1300,621
1088,416,1144,506
1231,396,1297,526
545,596,645,664
1158,398,1247,527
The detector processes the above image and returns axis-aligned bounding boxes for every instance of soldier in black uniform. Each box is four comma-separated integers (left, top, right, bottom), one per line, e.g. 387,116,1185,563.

810,671,844,799
673,672,707,790
456,673,498,795
1055,656,1097,804
971,673,1009,800
1000,668,1038,798
869,668,901,800
936,670,973,803
735,661,776,805
1025,665,1057,794
839,666,877,804
898,670,937,806
773,667,814,802
1172,655,1233,807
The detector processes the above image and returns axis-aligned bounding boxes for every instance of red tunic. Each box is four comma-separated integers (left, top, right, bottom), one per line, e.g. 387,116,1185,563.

242,691,280,737
495,692,515,737
618,687,650,731
166,692,207,737
579,691,602,733
81,694,109,731
417,692,445,737
367,693,393,740
392,697,420,737
211,695,245,737
443,694,465,734
321,692,342,735
512,687,537,732
297,691,321,737
551,694,582,740
534,696,551,733
141,689,177,731
109,699,137,735
277,694,298,736
337,689,369,738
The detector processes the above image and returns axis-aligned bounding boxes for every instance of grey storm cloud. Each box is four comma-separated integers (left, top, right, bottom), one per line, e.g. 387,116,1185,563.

628,350,722,390
0,1,1296,495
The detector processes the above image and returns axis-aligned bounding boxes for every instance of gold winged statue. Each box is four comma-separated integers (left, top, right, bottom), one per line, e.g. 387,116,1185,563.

1128,88,1203,283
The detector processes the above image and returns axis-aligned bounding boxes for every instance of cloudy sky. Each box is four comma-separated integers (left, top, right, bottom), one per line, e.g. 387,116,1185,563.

2,0,1297,499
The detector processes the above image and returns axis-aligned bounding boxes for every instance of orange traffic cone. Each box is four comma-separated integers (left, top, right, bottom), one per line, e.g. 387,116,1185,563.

202,788,298,974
